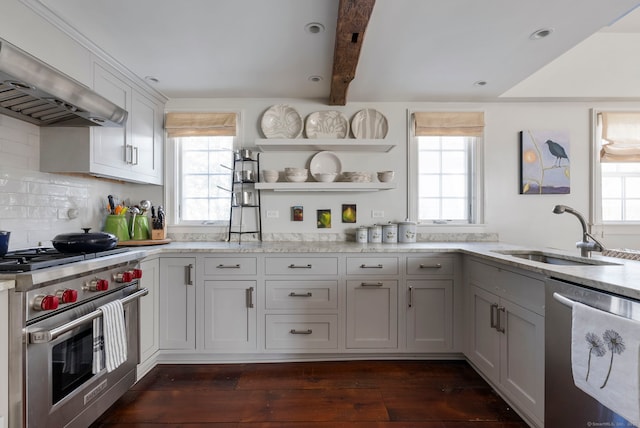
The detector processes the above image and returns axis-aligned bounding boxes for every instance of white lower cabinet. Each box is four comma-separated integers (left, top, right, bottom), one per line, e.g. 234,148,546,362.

159,257,196,350
406,279,453,352
203,280,257,351
265,314,338,349
346,280,398,349
466,258,545,428
138,257,159,375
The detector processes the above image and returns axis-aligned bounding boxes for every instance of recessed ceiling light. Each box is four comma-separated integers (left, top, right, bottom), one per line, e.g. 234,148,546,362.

474,80,487,87
145,76,159,84
305,22,325,34
308,75,323,82
530,28,554,40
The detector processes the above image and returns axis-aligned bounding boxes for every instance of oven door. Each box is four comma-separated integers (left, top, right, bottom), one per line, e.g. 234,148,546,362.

24,285,146,428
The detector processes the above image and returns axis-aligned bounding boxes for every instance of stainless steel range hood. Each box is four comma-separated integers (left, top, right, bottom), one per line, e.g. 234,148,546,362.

0,39,127,127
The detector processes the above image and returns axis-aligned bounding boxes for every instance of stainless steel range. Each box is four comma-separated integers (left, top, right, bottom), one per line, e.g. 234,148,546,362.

2,247,148,428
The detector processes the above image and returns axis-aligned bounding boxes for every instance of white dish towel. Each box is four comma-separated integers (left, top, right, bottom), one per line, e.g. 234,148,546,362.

571,300,640,426
93,300,128,373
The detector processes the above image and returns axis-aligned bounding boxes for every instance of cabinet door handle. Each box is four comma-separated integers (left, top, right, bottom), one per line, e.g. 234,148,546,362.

246,286,254,308
217,264,241,269
289,292,313,297
419,263,442,269
490,303,498,329
496,306,506,333
125,144,133,164
132,146,139,165
360,264,383,269
290,329,312,335
186,264,194,285
408,286,413,308
361,282,383,287
288,264,312,269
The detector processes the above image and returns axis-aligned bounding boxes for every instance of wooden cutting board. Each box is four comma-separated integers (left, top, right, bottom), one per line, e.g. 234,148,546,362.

118,239,172,246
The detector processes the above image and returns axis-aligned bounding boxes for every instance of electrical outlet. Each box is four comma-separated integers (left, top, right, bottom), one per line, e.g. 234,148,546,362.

372,210,384,218
266,210,279,218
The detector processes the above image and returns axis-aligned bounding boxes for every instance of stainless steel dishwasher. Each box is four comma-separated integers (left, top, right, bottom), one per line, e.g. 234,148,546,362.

546,277,639,428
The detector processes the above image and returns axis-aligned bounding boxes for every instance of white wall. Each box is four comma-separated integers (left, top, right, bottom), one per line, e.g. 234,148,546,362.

168,98,640,252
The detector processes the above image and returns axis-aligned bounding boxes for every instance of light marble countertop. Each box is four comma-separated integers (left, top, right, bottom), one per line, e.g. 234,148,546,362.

137,241,640,300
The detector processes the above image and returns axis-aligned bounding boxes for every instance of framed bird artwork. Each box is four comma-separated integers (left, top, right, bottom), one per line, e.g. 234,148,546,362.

519,130,570,194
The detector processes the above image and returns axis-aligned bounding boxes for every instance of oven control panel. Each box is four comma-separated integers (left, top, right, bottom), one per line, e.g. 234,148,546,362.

25,260,143,320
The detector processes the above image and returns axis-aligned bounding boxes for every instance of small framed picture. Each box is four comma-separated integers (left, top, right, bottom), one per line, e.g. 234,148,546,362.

317,209,331,228
342,204,356,223
292,206,303,221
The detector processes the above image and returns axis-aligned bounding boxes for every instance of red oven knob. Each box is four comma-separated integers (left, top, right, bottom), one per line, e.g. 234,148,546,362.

114,271,134,283
132,268,143,279
56,289,78,303
33,295,59,311
85,278,109,292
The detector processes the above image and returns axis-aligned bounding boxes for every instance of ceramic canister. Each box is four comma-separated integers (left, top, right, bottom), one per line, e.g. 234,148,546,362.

356,226,368,243
368,225,382,243
398,221,417,243
382,223,398,243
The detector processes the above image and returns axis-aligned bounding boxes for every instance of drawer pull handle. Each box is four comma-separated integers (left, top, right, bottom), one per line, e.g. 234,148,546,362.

496,306,506,333
408,286,413,308
288,264,312,269
217,264,241,269
361,282,384,287
186,264,194,286
290,329,313,335
360,264,383,269
419,263,442,269
289,292,313,297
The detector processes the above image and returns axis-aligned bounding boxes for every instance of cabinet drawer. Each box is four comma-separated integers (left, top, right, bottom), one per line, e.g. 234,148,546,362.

265,257,338,276
265,280,338,310
346,257,398,275
406,256,454,276
204,257,257,276
265,315,338,349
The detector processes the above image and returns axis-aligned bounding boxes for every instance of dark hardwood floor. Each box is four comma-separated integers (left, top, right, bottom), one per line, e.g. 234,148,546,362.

91,360,530,427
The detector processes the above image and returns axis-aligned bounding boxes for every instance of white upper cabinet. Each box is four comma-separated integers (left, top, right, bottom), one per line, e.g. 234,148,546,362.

40,62,164,185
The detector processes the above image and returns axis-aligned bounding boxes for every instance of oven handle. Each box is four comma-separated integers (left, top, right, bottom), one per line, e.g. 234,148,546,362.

28,287,149,344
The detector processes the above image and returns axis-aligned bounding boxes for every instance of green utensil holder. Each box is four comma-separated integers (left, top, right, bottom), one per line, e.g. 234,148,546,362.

103,215,130,242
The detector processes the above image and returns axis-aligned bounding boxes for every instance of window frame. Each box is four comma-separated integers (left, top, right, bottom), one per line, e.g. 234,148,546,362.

164,110,243,231
590,108,640,236
407,110,485,228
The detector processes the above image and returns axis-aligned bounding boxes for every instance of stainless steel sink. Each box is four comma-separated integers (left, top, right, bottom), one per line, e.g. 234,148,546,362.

492,250,622,266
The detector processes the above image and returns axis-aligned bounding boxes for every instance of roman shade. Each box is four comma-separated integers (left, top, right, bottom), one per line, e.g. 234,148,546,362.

599,112,640,162
165,112,237,137
413,112,484,137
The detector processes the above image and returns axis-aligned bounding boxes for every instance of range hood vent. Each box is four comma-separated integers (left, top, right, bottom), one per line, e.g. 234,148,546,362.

0,39,127,127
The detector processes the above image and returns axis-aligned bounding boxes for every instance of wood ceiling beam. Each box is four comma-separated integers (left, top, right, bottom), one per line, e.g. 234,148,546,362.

328,0,375,105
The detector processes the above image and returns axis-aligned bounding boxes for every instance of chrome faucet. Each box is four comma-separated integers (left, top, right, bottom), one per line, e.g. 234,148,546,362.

552,205,605,257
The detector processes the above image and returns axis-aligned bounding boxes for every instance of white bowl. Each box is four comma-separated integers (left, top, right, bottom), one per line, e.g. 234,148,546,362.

313,172,338,183
286,174,308,182
285,167,307,175
262,170,279,183
377,171,395,182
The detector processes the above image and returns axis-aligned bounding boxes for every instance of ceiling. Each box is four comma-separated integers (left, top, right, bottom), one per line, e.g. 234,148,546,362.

31,0,640,103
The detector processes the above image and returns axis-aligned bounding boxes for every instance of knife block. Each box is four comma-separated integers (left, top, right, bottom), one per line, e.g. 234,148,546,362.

151,224,167,240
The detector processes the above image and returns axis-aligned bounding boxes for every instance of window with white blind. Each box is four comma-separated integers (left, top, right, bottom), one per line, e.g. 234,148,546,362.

410,112,484,224
594,111,640,223
165,112,238,225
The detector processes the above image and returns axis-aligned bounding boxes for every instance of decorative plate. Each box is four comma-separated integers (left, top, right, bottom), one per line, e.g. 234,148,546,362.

305,111,349,139
260,105,303,139
351,108,388,139
310,151,342,176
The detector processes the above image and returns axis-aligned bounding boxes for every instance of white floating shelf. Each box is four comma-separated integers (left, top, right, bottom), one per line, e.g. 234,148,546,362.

255,138,395,152
254,182,397,192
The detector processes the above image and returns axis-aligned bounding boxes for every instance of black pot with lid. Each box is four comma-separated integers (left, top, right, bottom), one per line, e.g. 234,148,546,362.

52,228,118,253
